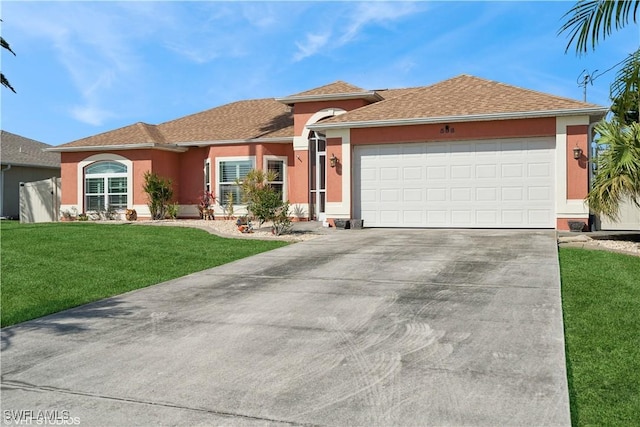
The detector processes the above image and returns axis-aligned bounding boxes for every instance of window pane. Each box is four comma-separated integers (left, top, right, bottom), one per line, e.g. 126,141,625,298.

220,184,242,205
220,160,253,182
204,161,210,191
109,194,127,208
270,183,283,197
86,195,104,211
319,155,326,190
86,178,104,194
86,161,126,174
108,177,127,193
267,160,284,182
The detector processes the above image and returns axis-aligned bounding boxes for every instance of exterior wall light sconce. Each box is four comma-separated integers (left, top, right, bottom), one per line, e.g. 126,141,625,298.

440,125,455,134
573,146,583,160
330,153,339,168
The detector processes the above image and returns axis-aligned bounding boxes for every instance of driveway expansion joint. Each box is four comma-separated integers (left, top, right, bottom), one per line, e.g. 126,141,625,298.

1,380,317,427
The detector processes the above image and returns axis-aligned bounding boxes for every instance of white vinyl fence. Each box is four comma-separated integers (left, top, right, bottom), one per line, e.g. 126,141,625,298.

19,177,61,223
599,198,640,231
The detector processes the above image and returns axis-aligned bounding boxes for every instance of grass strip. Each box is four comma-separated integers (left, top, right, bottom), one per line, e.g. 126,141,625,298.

1,221,287,326
559,247,640,426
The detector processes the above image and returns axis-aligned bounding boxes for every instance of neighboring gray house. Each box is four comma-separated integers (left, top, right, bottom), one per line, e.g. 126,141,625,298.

1,131,61,219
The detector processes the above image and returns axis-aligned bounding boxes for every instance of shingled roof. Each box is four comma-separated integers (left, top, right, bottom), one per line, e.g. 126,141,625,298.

316,75,605,127
54,75,607,151
59,98,293,149
1,130,60,168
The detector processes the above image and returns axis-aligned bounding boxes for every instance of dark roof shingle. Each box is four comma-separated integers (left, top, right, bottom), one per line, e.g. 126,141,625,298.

0,131,60,168
324,75,603,124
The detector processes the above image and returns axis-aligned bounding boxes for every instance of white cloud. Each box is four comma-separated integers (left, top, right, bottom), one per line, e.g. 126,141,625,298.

293,32,331,62
339,2,421,45
292,2,424,62
70,104,116,126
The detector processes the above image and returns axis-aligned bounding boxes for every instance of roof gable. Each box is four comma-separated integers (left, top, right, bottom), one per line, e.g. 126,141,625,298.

321,75,605,126
286,81,367,97
0,131,60,168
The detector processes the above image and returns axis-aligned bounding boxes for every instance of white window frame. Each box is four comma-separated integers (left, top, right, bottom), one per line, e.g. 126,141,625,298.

85,162,128,211
77,154,133,212
263,155,288,202
216,156,255,206
204,158,211,193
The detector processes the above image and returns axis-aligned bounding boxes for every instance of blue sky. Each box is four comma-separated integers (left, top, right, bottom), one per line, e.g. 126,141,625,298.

1,1,638,146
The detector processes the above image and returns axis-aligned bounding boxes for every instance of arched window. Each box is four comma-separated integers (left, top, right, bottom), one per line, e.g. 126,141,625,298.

85,161,128,211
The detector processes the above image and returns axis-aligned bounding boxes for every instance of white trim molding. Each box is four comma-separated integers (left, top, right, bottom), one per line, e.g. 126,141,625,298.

294,108,347,150
77,153,133,213
555,116,592,220
309,107,609,131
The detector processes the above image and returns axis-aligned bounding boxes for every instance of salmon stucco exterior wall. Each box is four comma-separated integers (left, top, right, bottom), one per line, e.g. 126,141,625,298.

293,99,368,136
350,117,556,145
326,137,342,203
566,125,589,200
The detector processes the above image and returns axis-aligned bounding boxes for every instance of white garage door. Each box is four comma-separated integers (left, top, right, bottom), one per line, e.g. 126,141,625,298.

354,138,555,228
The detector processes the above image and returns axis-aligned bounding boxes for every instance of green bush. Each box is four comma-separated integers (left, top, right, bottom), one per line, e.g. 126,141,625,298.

143,171,174,220
238,169,291,234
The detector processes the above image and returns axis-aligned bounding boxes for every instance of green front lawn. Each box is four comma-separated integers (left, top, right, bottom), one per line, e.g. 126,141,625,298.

1,221,287,327
559,247,640,426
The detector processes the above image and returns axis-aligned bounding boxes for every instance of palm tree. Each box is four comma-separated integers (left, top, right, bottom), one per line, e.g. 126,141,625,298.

559,0,639,54
588,120,640,220
559,0,639,125
611,49,640,124
1,20,16,93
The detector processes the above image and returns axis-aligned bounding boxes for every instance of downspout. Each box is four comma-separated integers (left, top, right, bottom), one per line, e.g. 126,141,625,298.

587,122,598,231
0,164,11,217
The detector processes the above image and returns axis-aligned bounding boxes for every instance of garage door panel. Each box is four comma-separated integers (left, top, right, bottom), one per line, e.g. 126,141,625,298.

451,187,472,201
476,164,497,178
403,210,424,224
403,166,422,180
451,165,471,179
403,188,424,202
502,187,524,201
528,163,551,177
380,167,399,180
355,138,555,228
427,166,447,179
502,164,523,177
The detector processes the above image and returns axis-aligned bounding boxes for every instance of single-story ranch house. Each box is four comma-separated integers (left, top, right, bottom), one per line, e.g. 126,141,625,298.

49,75,608,230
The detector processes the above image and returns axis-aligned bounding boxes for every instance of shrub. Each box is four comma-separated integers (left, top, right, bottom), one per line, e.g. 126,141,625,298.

238,169,281,226
272,201,292,236
143,172,174,220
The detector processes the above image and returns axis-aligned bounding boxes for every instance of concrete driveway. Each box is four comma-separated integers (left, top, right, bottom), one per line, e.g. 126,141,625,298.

1,229,570,426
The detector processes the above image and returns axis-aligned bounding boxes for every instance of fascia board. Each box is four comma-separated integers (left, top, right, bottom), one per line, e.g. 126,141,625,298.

276,91,382,105
177,137,293,147
308,107,609,130
0,162,60,169
46,143,188,153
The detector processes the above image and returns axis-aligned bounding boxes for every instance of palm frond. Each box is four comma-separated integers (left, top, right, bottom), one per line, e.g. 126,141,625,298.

559,0,639,54
1,73,16,93
0,36,16,56
588,121,640,219
610,49,640,124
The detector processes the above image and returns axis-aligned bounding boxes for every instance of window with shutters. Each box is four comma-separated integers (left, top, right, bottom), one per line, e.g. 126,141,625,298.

84,161,128,211
217,157,255,205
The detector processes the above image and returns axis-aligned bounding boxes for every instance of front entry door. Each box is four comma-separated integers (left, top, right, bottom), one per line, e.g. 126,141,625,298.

309,131,326,221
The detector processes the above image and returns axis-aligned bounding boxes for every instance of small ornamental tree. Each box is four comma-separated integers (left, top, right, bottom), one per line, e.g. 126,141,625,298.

238,169,280,226
238,169,292,234
143,171,174,220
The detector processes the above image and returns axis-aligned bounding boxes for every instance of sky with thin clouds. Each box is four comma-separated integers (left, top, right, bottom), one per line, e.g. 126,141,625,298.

1,1,638,146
